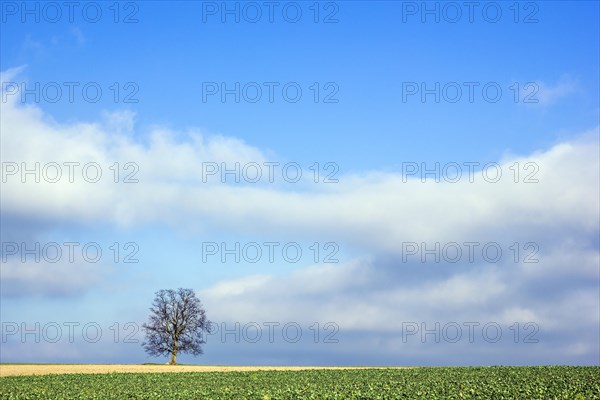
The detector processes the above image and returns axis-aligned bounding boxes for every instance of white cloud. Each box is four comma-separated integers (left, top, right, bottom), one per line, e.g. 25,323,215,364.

70,27,86,46
198,251,598,364
528,76,579,106
0,258,109,298
101,110,136,135
2,81,598,242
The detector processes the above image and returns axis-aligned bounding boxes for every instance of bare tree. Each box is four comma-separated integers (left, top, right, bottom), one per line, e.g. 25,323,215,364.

142,288,210,365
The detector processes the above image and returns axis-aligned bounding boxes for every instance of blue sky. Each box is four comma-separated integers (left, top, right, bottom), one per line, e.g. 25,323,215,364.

1,1,599,366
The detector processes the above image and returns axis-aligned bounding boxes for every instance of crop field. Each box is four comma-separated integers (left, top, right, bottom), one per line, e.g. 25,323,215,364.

1,366,598,399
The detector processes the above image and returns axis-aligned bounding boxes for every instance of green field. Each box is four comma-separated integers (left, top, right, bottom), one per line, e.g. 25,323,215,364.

1,366,599,399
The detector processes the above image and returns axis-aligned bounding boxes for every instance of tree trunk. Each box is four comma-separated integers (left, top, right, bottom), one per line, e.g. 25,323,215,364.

169,339,178,365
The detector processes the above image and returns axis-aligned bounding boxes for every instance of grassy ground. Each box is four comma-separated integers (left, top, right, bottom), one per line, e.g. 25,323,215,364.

0,366,598,399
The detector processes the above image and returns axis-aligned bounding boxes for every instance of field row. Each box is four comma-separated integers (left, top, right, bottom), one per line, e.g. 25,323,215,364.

1,366,599,399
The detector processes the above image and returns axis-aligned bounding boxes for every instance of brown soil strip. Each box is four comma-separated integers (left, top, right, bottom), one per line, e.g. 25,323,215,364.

0,364,404,377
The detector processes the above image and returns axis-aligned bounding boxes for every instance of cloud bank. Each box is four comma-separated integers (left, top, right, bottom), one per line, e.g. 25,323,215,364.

1,68,598,364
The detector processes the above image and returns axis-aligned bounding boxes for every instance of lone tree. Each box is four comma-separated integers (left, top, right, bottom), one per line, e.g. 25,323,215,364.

142,288,210,365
